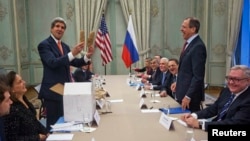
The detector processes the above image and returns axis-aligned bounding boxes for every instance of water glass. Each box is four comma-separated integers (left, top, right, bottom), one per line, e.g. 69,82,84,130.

185,126,194,141
83,113,92,131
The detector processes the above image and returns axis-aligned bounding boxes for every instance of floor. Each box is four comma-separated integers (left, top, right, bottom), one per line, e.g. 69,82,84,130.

205,86,223,98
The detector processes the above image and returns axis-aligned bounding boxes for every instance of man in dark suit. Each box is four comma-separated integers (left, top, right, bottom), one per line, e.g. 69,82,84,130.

180,65,250,131
144,57,172,96
37,17,94,131
167,58,179,100
175,17,207,112
141,58,161,84
73,63,94,82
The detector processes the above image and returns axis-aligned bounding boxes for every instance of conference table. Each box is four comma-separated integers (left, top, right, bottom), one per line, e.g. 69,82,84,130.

56,75,208,141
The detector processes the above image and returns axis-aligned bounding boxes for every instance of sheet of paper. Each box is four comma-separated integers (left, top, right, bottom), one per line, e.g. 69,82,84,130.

46,134,74,141
80,127,97,133
108,99,124,103
141,109,160,113
51,124,83,132
150,100,160,103
51,121,76,129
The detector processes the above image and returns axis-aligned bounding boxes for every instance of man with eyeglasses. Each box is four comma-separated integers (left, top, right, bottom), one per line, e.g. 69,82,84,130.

180,65,250,131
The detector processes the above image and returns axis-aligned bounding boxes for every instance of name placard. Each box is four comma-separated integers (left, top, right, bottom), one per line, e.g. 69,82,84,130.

159,113,174,130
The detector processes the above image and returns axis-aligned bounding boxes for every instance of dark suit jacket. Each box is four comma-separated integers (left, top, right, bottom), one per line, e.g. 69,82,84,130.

165,73,176,99
3,96,48,140
148,67,161,85
176,35,207,112
153,71,171,91
0,117,6,141
73,68,94,82
38,36,89,101
195,87,250,131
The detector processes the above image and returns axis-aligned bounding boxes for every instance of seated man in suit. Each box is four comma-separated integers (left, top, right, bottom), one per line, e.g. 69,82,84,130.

167,58,179,99
73,62,94,82
141,58,161,84
144,57,172,97
180,65,250,131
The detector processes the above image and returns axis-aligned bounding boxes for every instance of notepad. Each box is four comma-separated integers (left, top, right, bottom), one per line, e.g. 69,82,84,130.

159,107,191,114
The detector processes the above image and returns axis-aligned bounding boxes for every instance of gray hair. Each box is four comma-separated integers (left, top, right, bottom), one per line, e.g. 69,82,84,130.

230,65,250,78
160,57,169,63
51,17,67,29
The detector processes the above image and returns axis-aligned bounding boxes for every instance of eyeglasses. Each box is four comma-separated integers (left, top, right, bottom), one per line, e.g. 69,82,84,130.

225,76,248,83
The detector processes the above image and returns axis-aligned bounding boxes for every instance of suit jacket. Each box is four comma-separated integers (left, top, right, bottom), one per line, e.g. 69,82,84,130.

176,35,207,111
73,68,94,82
3,96,48,140
38,36,89,101
0,117,6,141
153,71,171,91
148,67,161,85
195,87,250,131
165,73,177,99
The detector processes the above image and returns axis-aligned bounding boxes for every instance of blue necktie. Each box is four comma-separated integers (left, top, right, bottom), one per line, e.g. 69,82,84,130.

217,94,235,121
161,73,166,85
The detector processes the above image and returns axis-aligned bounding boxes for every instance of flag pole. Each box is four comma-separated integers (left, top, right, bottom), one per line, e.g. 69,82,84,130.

102,9,107,76
104,65,106,75
95,9,113,75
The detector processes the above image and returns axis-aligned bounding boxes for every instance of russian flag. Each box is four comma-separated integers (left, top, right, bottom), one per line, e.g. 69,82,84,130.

122,15,139,68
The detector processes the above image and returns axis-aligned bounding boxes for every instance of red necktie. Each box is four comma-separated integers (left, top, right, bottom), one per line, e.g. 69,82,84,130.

181,41,188,56
57,41,64,55
70,73,75,82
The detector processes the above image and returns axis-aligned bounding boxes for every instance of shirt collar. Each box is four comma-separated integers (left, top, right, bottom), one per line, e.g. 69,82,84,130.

51,34,60,44
186,34,198,45
234,86,249,98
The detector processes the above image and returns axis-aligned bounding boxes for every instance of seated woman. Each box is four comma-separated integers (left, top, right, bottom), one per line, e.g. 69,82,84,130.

3,71,49,141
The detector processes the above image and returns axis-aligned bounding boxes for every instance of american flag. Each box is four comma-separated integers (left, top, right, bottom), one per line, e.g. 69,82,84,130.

95,14,113,66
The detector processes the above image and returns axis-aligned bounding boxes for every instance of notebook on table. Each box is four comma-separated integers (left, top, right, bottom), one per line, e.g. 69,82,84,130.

159,107,191,114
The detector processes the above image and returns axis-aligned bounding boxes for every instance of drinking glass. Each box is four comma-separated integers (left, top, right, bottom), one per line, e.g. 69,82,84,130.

151,91,156,103
185,126,194,141
83,113,92,132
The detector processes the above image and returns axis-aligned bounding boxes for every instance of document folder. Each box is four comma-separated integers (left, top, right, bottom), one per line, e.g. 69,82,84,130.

159,107,191,114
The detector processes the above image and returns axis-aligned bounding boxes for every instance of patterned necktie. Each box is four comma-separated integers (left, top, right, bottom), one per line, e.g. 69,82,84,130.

217,94,235,121
172,75,177,83
172,75,177,99
152,70,156,79
57,41,64,55
161,72,166,85
70,73,75,82
181,41,188,56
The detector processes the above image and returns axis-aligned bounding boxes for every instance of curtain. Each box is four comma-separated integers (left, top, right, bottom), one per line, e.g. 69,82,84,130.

226,0,243,73
75,0,107,51
119,0,151,67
